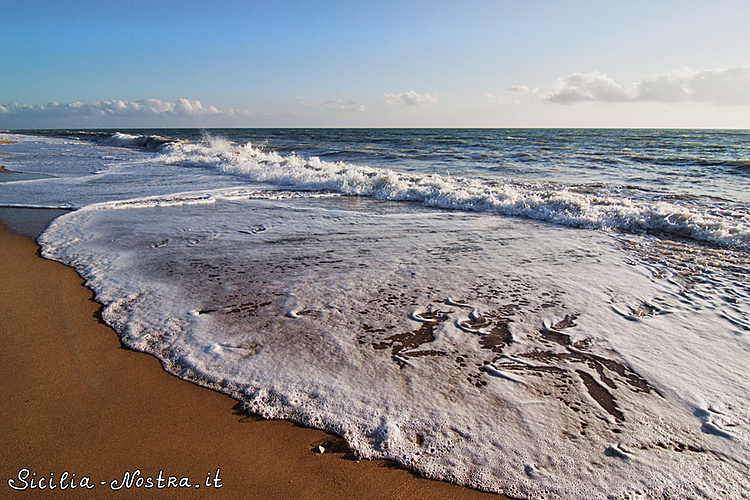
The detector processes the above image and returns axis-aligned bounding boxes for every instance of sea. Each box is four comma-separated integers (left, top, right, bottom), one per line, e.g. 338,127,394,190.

1,128,748,499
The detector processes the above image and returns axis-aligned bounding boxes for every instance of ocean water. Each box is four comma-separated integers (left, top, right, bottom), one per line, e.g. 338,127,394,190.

1,129,748,499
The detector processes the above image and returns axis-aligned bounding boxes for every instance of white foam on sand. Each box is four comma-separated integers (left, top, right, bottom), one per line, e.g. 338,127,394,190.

39,194,750,499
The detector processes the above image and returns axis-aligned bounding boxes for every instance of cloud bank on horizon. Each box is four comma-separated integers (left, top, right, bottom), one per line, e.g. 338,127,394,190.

2,66,749,128
0,98,248,127
541,65,750,105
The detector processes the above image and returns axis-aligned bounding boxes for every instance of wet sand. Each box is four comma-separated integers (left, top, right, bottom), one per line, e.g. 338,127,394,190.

0,217,505,499
0,139,16,156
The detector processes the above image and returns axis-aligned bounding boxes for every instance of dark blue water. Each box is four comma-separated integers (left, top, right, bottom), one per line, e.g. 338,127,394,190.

24,128,749,201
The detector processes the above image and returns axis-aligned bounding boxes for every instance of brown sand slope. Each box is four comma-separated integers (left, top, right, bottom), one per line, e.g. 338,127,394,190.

0,226,504,499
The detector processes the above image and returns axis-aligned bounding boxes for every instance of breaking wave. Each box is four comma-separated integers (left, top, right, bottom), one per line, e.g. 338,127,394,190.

157,135,750,250
100,132,177,151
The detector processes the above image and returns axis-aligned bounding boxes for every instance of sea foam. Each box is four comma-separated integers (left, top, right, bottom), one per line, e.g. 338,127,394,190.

101,132,176,150
38,194,750,499
157,135,750,250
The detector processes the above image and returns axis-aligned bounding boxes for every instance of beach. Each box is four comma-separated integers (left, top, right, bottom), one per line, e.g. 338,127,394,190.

1,130,748,499
0,217,502,499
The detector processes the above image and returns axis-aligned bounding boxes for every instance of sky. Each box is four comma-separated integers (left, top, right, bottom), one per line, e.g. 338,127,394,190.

2,0,750,128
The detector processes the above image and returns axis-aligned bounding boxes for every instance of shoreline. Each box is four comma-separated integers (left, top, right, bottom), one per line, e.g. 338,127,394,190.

0,216,504,499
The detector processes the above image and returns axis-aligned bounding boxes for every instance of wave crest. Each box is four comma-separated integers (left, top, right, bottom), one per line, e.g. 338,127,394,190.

158,135,750,250
102,132,176,151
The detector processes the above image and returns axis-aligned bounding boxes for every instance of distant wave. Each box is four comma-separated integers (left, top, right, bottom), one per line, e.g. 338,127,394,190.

100,132,177,151
148,135,750,250
624,152,750,174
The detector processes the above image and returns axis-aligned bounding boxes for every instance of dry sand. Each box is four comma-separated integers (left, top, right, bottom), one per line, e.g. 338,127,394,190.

0,222,506,499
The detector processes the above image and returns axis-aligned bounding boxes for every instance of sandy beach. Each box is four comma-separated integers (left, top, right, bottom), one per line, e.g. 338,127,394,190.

0,216,504,499
4,127,747,498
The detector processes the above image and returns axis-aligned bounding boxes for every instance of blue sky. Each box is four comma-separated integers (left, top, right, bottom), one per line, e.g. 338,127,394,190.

2,0,750,128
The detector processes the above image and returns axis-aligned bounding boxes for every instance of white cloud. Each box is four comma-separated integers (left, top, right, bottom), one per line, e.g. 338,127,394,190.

295,98,365,112
384,90,439,106
637,66,750,104
505,85,535,94
540,65,750,105
488,86,539,104
547,71,630,104
323,99,366,112
0,98,248,126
